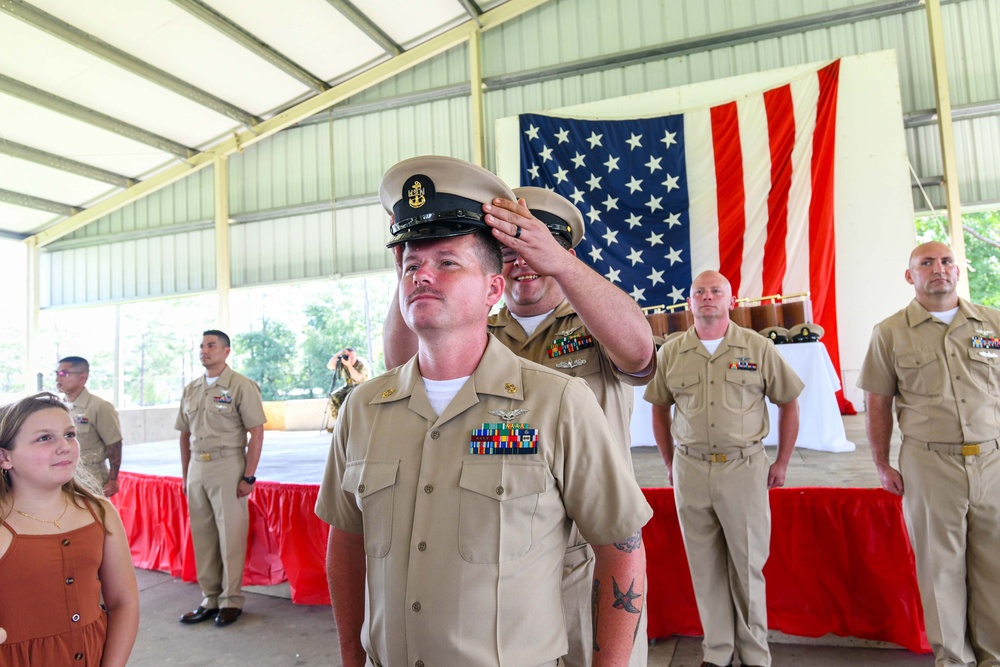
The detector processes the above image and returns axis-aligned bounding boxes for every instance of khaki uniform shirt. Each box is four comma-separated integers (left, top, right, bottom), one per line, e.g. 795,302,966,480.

316,336,652,667
489,299,652,460
175,366,267,450
858,298,1000,444
644,323,804,450
70,387,122,464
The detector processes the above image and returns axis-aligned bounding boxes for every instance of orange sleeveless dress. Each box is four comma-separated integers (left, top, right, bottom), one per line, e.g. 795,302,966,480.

0,502,109,666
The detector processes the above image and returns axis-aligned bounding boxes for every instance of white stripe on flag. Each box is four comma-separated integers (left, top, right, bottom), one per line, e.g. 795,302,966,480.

784,72,819,296
684,108,718,282
738,93,771,300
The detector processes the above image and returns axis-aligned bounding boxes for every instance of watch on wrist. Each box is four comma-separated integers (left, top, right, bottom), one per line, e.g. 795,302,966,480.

241,475,256,484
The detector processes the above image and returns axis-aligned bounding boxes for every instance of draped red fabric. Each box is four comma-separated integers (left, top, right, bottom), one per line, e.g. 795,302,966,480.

112,474,929,652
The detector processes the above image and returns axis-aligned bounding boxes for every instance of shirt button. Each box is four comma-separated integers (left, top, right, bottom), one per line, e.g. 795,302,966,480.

66,577,75,585
710,380,715,385
710,401,714,406
357,484,366,494
710,423,715,428
62,539,71,546
424,485,433,494
961,399,967,403
412,602,421,612
415,661,424,667
75,653,84,661
495,485,504,495
72,614,80,622
430,430,440,439
417,541,427,551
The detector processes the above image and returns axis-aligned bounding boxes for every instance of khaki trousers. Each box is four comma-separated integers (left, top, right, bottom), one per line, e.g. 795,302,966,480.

187,452,249,610
900,443,1000,667
674,449,771,667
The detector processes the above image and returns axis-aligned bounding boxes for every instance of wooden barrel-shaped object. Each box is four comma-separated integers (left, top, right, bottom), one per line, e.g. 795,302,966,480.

780,299,813,330
646,313,669,338
666,309,693,334
730,306,752,329
750,303,781,332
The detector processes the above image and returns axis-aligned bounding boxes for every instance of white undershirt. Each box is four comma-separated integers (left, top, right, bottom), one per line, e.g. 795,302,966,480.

205,375,219,386
930,306,959,325
422,376,470,416
511,310,554,337
700,337,724,355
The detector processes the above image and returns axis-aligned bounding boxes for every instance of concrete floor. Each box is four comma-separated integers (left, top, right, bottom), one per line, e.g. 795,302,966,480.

124,414,931,667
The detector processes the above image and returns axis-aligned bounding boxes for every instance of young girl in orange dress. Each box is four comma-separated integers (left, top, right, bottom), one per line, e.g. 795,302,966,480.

0,392,139,666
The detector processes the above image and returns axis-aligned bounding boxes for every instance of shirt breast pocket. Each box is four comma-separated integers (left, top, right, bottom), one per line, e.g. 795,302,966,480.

724,368,764,411
342,460,399,558
458,460,550,564
967,347,999,393
668,372,703,412
896,352,943,396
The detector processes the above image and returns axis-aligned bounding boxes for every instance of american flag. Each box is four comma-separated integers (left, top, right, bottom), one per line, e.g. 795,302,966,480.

518,60,852,411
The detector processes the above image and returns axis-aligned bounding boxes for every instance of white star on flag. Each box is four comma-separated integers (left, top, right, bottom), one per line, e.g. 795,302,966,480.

570,187,585,204
588,246,603,262
626,133,643,150
603,195,619,211
527,165,540,179
661,130,677,149
571,152,586,168
555,127,570,143
586,173,603,191
602,229,619,245
648,268,665,286
605,267,621,283
645,156,662,173
626,176,643,194
646,231,664,246
554,166,569,184
539,145,553,162
604,155,620,172
524,124,539,140
630,286,646,301
645,195,663,213
666,247,683,265
626,248,644,266
668,285,685,303
587,208,602,224
664,212,681,228
662,174,680,192
587,132,604,148
626,213,643,229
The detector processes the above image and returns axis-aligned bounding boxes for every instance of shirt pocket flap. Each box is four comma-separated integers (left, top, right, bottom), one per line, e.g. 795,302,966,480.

459,461,549,501
897,352,936,370
669,372,701,391
969,347,999,365
725,368,762,385
342,459,399,497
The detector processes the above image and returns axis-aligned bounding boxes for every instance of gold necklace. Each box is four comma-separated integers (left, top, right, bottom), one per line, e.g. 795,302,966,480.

13,496,69,530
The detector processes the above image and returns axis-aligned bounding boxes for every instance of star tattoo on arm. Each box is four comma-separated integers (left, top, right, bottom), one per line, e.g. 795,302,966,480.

613,530,642,553
612,577,642,614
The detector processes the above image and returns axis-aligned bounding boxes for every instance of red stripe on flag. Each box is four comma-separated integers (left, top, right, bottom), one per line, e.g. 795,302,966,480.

763,85,794,297
809,59,854,413
711,102,745,295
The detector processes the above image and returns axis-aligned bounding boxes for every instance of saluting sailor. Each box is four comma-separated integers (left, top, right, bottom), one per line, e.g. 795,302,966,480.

317,155,652,667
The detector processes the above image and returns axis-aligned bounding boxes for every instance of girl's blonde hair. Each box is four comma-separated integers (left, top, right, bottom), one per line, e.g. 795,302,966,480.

0,392,109,531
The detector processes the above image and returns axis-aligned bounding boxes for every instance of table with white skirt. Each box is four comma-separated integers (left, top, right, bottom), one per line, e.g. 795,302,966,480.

630,341,856,453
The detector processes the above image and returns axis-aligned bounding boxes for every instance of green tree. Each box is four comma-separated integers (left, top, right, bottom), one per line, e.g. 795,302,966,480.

917,211,1000,307
300,275,392,396
232,318,297,400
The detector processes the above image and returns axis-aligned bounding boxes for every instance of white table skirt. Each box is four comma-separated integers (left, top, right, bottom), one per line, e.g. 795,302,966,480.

630,341,856,453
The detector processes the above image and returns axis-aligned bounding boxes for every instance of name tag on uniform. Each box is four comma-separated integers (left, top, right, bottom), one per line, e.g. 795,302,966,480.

471,423,538,455
74,414,89,424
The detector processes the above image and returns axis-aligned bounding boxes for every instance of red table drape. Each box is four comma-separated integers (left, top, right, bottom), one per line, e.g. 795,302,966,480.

111,473,930,652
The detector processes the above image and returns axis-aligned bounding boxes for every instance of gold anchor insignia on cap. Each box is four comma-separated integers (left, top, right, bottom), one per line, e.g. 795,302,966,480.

407,180,426,208
381,388,396,398
489,408,529,423
555,358,587,369
555,326,581,337
504,382,517,394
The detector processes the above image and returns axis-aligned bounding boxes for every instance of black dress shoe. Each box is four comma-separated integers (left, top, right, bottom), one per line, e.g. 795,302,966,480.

214,608,242,627
179,606,219,624
699,662,732,667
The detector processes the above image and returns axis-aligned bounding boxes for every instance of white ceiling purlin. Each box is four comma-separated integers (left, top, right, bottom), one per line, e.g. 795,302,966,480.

31,0,552,249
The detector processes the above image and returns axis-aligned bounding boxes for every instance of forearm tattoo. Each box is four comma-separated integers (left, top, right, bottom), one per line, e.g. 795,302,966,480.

613,530,642,553
591,579,601,653
612,577,642,614
107,442,122,477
